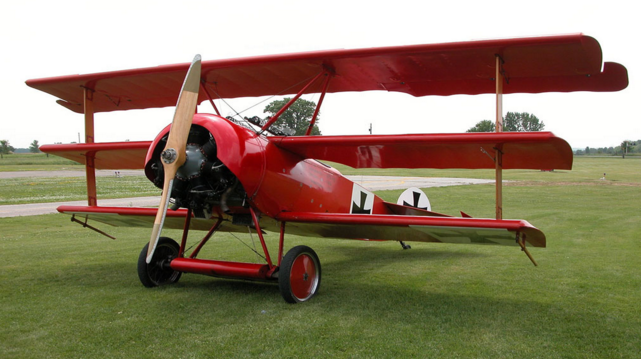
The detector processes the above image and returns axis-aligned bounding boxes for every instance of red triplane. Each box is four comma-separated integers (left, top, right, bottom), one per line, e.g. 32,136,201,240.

27,34,627,303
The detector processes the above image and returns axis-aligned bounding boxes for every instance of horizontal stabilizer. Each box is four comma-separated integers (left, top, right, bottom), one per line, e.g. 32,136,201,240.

272,132,572,170
39,141,151,169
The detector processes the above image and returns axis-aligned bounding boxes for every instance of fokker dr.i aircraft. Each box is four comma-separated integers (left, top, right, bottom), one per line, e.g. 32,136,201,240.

27,34,627,303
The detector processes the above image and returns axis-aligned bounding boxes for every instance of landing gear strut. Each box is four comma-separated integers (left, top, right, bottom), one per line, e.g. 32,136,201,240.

137,211,322,303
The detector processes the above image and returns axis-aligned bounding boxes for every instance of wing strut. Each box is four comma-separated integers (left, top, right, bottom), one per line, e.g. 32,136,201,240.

260,70,328,134
70,214,116,240
495,55,504,220
305,72,332,135
200,81,222,116
83,87,97,206
517,233,538,266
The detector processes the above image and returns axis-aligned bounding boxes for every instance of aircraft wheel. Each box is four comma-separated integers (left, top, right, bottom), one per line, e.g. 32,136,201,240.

279,245,321,303
137,237,182,287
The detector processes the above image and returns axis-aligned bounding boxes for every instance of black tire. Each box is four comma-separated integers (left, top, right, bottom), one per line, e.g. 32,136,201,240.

137,237,182,287
278,245,321,303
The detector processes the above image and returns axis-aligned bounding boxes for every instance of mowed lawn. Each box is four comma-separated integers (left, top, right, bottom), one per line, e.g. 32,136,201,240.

1,157,640,358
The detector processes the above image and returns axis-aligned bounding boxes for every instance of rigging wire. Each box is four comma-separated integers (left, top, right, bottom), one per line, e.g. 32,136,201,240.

209,73,321,131
247,226,261,264
228,230,266,262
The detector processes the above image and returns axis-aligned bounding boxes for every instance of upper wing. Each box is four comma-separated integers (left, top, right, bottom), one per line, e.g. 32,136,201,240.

271,131,572,170
277,212,545,248
26,34,627,113
39,141,151,169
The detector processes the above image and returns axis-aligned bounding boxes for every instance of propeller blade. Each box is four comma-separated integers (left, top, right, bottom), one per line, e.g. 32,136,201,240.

147,54,201,264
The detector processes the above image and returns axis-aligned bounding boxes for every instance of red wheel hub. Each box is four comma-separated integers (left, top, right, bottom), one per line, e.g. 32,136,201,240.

290,254,318,300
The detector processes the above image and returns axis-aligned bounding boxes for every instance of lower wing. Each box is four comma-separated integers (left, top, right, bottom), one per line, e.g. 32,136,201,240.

57,206,544,248
276,212,545,248
57,205,225,232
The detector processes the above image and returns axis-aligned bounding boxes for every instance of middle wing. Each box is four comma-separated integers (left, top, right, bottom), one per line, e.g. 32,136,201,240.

271,131,572,170
39,141,151,169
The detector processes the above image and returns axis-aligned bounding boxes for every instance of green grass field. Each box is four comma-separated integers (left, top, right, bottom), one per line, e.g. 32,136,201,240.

1,156,640,358
0,153,82,172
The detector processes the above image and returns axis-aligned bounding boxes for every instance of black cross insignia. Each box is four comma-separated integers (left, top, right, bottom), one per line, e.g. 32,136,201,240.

403,191,428,210
352,190,371,214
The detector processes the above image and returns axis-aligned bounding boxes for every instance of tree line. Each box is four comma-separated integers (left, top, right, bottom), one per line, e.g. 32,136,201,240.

0,140,40,158
467,112,637,158
466,112,545,132
575,141,639,157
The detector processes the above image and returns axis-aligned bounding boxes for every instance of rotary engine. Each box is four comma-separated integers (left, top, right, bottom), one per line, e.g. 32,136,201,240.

145,125,247,218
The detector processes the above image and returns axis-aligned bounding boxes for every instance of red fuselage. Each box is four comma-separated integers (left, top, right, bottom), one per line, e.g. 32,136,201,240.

144,114,391,225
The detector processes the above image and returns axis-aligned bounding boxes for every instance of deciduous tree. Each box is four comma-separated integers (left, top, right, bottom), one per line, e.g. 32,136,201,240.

503,112,545,132
466,119,495,132
466,112,545,133
263,98,321,136
1,139,15,158
29,140,40,153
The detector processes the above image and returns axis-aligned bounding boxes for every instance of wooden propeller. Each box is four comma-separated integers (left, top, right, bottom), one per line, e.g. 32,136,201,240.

147,54,202,264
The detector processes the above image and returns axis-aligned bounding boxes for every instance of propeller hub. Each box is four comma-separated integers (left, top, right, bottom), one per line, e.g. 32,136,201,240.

161,148,177,164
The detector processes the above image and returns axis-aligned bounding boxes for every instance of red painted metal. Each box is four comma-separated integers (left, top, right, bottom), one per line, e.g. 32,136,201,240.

58,205,189,217
250,207,274,269
200,82,221,116
170,257,271,280
55,205,235,233
260,71,326,132
277,212,546,247
271,131,573,170
306,73,331,136
290,254,318,300
83,88,97,206
85,155,97,206
277,222,286,266
26,34,627,114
